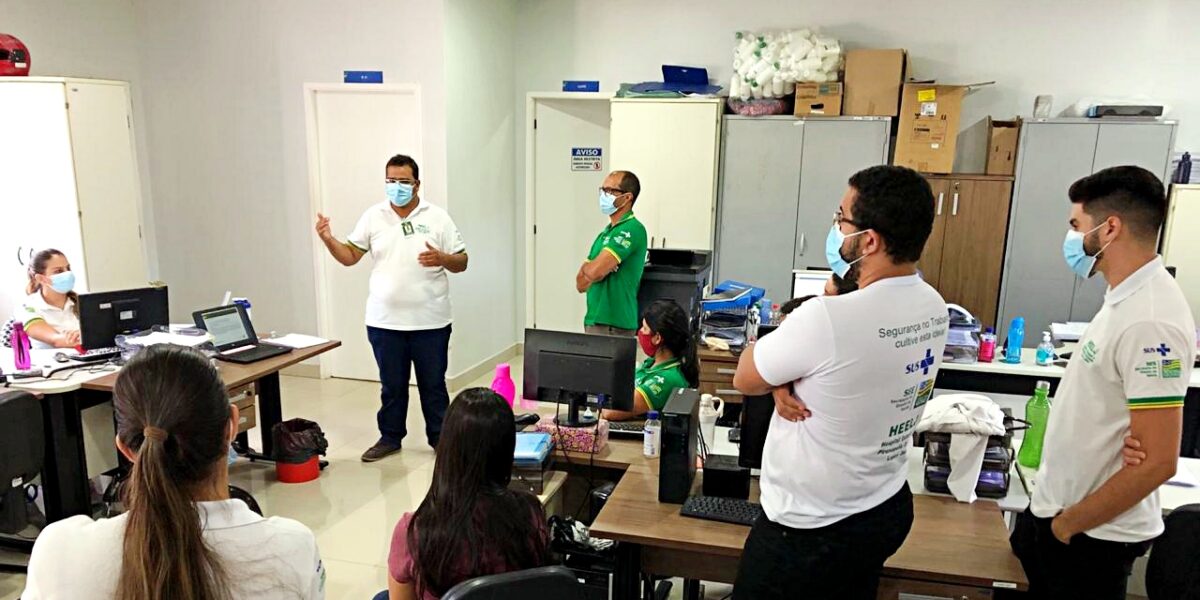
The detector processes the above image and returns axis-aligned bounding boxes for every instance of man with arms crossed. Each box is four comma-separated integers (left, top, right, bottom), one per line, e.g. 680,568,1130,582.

732,166,948,600
1013,166,1196,599
577,170,647,336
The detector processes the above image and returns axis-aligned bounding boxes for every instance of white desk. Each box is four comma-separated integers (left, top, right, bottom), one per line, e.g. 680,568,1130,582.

1017,457,1200,512
940,347,1200,388
0,348,116,394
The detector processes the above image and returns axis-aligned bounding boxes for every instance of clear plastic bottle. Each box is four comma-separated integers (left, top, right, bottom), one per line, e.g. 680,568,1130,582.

1018,381,1052,469
1036,331,1054,366
643,410,662,458
979,327,997,363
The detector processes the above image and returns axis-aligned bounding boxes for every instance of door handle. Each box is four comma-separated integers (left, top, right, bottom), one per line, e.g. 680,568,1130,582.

952,192,960,216
662,237,667,248
799,233,807,255
936,193,944,216
650,236,655,248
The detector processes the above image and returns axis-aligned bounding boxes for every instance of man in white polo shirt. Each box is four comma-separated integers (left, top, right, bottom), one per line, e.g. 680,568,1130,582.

731,166,948,600
1013,166,1196,599
315,154,468,462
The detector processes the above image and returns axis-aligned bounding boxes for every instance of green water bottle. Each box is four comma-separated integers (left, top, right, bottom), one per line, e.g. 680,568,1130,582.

1018,380,1052,469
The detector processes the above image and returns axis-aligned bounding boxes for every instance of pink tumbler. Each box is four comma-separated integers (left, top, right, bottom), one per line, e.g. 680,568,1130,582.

12,322,32,371
491,363,516,408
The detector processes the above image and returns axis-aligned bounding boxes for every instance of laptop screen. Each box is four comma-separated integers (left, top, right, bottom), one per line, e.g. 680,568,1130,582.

200,306,253,348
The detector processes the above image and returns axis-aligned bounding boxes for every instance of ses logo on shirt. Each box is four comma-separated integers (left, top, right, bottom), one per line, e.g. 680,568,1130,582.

1162,359,1182,379
905,349,935,376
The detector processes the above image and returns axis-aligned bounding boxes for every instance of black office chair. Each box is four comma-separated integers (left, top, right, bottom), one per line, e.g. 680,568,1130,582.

0,390,45,573
440,565,586,600
1147,503,1200,600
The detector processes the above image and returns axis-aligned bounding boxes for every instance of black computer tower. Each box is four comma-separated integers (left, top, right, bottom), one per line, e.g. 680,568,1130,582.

659,388,699,503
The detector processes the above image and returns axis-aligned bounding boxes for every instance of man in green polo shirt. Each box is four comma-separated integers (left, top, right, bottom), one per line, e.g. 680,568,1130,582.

576,170,647,336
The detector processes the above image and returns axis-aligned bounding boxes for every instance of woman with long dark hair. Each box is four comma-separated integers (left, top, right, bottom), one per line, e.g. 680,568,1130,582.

603,298,699,421
15,248,82,349
23,345,325,599
386,388,550,599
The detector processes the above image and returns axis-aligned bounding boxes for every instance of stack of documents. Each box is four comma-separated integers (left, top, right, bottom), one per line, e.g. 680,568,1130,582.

1050,322,1089,343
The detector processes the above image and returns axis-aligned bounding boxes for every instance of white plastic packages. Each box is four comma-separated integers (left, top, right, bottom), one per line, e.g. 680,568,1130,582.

731,29,843,101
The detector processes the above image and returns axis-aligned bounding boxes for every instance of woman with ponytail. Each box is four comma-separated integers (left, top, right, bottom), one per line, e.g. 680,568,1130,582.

23,345,326,599
14,248,82,349
603,299,699,421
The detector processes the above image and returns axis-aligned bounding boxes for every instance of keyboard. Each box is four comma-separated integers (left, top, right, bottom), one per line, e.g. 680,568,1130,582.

607,421,644,439
71,347,121,363
680,495,763,527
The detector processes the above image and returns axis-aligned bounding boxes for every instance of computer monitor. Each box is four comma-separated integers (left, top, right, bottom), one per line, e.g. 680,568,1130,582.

737,392,774,470
791,269,830,300
522,329,636,427
79,287,170,350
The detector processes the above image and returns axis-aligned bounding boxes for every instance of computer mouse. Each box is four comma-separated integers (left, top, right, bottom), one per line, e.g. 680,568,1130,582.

54,352,72,363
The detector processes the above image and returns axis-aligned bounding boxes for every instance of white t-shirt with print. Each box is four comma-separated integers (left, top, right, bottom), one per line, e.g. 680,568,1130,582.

347,201,467,331
23,499,325,599
1031,257,1196,543
753,274,949,529
14,292,80,349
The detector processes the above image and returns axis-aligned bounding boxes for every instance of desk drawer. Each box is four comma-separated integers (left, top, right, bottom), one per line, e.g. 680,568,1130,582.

698,382,744,404
699,360,739,380
236,404,257,433
877,577,994,600
229,383,257,410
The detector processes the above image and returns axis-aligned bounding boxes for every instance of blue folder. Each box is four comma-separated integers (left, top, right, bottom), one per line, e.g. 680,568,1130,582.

514,432,552,468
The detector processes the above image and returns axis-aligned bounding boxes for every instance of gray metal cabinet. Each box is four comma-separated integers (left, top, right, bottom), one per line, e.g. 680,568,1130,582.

998,119,1177,336
715,116,890,302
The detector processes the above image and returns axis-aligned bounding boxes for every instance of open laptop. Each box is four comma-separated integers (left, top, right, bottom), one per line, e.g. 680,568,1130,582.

192,304,291,364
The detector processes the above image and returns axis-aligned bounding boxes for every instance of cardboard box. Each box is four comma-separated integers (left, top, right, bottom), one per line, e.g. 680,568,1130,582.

794,82,843,117
844,49,907,116
985,117,1022,176
894,84,968,174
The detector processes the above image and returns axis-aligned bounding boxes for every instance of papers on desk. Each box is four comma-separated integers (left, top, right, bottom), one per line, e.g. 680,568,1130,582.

1168,463,1200,488
267,334,330,349
1051,321,1089,342
123,331,211,348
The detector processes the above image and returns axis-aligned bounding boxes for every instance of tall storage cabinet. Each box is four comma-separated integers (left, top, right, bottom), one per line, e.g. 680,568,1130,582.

1163,184,1200,320
0,77,148,320
609,98,723,251
919,175,1013,329
997,119,1177,335
715,116,891,301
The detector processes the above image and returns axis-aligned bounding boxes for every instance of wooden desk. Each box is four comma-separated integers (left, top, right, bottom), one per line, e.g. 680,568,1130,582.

591,467,1027,600
33,341,341,523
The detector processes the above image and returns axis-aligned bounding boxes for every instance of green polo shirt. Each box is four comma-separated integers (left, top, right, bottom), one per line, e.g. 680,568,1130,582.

584,212,647,330
634,357,690,411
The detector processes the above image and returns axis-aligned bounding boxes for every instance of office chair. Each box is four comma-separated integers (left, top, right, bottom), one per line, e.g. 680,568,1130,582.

441,565,586,600
0,390,45,573
1147,503,1200,600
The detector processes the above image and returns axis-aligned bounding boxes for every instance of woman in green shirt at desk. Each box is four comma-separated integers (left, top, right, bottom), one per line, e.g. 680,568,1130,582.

603,299,698,421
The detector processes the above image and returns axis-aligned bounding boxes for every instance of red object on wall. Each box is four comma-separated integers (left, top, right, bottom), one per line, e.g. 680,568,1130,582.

0,34,31,76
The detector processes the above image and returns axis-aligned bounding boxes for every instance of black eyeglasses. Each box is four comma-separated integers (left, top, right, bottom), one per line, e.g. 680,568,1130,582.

832,209,865,229
599,187,628,196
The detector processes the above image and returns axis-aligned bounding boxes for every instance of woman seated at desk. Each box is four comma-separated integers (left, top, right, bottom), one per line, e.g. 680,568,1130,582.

15,248,81,349
603,299,699,421
23,345,326,599
384,388,550,599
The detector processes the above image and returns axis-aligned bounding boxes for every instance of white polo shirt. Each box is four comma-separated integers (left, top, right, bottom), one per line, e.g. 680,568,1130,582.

14,292,80,349
753,274,949,528
347,200,466,331
23,499,326,599
1031,257,1196,542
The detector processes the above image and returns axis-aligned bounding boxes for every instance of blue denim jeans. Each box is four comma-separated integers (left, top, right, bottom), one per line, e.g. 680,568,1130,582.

367,325,451,447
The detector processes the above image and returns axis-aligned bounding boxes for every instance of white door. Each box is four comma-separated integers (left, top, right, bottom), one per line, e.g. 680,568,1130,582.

306,85,422,381
530,97,610,332
610,99,722,250
0,82,86,319
66,82,148,292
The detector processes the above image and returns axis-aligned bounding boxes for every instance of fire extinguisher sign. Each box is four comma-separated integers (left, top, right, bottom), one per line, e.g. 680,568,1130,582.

571,147,602,172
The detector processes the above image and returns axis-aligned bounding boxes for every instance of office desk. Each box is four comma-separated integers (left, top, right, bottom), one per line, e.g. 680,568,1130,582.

8,341,340,523
591,467,1028,600
1017,457,1200,513
937,349,1200,458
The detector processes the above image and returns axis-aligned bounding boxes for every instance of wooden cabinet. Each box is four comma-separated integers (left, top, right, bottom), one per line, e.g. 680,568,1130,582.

919,174,1014,330
697,347,744,405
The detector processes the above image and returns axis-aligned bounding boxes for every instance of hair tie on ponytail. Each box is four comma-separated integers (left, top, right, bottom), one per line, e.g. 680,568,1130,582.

143,426,169,442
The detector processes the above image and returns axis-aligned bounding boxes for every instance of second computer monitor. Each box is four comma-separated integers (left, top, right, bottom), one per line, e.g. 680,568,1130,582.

79,286,170,350
522,328,636,427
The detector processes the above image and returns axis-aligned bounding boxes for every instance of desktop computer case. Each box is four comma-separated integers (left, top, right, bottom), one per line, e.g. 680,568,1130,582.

659,388,699,503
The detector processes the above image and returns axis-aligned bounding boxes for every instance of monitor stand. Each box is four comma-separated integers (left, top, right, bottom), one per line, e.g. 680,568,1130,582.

553,390,598,428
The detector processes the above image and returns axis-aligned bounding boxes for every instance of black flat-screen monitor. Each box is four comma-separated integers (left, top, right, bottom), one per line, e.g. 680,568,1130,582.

79,287,170,350
738,393,774,470
522,328,636,427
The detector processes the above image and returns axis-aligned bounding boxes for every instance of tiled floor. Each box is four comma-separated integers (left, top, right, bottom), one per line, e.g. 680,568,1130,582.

0,357,730,600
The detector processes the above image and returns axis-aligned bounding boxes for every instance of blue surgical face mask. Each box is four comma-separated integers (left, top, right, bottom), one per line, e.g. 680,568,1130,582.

825,225,869,278
1062,222,1110,279
599,190,621,216
386,181,414,207
48,271,75,294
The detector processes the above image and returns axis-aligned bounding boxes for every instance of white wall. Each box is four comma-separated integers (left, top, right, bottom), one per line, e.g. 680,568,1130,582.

444,0,519,376
2,0,160,279
132,0,447,340
513,0,1200,322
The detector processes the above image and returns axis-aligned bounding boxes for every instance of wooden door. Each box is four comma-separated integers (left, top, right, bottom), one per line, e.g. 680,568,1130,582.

918,177,951,290
939,177,1013,329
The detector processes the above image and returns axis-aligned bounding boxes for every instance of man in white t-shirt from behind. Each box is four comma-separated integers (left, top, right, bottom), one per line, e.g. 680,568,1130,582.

731,165,949,600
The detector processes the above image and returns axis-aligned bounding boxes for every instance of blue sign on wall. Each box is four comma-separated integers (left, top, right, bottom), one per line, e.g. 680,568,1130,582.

572,147,603,171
